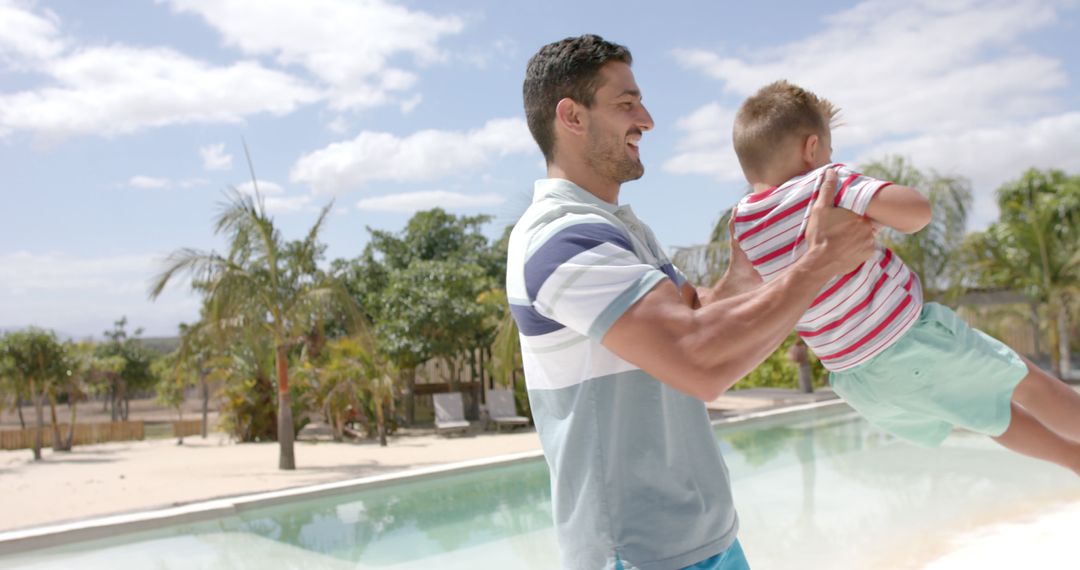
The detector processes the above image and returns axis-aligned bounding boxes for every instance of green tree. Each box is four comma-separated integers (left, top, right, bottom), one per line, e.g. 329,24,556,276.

964,168,1080,378
859,156,972,302
0,329,68,460
53,341,111,451
337,209,503,423
152,352,189,444
151,175,361,469
95,318,156,422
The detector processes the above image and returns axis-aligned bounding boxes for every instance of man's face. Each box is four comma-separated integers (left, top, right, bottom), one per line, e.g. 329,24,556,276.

583,62,654,184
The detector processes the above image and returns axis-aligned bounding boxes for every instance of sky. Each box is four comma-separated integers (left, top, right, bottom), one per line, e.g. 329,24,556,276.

2,0,1079,338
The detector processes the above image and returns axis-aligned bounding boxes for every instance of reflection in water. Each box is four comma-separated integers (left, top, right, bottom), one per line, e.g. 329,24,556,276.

7,406,1080,569
183,461,556,565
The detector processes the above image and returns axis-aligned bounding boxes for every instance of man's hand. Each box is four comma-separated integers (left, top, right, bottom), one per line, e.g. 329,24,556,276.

702,209,762,305
803,167,876,275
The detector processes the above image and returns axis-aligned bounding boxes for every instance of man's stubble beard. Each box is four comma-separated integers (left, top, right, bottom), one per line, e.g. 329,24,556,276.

584,126,644,185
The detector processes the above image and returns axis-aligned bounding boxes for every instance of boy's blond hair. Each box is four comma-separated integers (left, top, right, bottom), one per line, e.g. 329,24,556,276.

732,80,839,179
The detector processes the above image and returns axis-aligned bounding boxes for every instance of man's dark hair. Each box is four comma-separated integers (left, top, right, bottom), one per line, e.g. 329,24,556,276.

523,34,632,163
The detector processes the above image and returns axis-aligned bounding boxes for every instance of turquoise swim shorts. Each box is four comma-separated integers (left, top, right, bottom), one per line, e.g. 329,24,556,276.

829,302,1029,447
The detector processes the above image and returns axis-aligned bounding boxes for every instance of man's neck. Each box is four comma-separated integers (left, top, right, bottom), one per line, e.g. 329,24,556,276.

547,162,619,205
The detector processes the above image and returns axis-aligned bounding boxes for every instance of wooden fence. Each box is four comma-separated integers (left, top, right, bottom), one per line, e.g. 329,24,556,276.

0,421,145,451
171,419,204,438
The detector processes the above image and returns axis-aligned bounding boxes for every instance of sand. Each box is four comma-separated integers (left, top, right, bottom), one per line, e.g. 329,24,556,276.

0,429,542,532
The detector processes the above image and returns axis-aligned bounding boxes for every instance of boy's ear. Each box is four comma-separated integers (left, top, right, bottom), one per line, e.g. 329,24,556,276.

555,98,587,137
801,134,820,165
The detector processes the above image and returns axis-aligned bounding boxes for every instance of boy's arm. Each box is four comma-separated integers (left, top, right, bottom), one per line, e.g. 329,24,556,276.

863,184,932,234
603,169,877,401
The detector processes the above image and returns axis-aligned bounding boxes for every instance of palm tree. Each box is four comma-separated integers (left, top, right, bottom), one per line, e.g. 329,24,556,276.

150,153,363,470
964,169,1080,379
859,156,972,302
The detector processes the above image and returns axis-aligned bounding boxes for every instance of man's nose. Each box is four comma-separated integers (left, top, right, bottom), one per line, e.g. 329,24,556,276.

638,104,655,132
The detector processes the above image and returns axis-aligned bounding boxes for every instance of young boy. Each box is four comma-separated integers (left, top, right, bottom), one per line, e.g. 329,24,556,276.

729,80,1080,473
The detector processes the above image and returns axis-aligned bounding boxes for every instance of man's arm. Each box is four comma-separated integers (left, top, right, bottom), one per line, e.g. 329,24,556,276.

864,184,931,234
603,168,876,401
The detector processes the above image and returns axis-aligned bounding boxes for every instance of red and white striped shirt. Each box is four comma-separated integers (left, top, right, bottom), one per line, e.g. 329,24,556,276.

732,163,923,372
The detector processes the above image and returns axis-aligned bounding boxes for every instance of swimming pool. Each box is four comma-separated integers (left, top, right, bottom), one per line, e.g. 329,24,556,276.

2,402,1078,569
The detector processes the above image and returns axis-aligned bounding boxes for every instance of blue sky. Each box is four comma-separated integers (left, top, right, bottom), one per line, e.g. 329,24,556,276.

2,0,1079,338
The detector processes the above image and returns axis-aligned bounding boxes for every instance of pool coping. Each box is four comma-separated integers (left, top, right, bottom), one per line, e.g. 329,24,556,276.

0,398,849,556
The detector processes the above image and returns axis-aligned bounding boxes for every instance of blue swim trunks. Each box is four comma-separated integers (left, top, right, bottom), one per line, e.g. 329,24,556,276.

615,540,749,570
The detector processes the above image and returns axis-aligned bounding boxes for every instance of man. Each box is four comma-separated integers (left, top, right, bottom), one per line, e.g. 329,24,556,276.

506,35,876,569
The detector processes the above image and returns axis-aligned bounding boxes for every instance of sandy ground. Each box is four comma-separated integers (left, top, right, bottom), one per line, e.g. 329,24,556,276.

0,428,542,532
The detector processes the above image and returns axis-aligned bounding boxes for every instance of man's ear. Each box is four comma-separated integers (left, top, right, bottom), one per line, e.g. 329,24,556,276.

555,98,587,137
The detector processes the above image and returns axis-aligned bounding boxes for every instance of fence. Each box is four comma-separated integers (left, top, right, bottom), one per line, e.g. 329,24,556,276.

0,421,145,451
171,419,204,438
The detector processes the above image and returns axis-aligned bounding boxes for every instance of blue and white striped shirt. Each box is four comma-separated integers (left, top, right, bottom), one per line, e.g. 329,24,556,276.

506,178,739,570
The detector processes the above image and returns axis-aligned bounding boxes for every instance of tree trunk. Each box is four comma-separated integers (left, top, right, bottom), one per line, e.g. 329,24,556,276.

376,400,387,447
30,379,43,461
1030,301,1043,360
63,400,78,450
177,407,184,445
797,362,814,394
403,367,416,425
1059,303,1073,380
110,383,118,422
47,388,63,451
200,374,209,438
17,401,26,429
275,344,296,470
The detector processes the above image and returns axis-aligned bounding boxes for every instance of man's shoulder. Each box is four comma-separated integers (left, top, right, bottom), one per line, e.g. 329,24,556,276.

511,204,629,257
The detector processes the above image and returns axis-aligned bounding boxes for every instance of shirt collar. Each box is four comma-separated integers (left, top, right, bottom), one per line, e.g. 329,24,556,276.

533,178,620,214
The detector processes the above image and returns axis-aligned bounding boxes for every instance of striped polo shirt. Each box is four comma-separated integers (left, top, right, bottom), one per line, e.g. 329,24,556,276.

506,178,738,570
732,163,924,372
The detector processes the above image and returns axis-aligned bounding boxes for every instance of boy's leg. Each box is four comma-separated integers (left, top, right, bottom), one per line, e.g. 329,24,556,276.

993,402,1080,475
1010,357,1080,442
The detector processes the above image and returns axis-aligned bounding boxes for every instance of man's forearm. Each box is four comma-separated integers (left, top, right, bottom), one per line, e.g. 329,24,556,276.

681,257,831,396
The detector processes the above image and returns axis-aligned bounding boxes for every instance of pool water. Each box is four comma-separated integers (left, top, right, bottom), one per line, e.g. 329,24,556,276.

3,404,1079,569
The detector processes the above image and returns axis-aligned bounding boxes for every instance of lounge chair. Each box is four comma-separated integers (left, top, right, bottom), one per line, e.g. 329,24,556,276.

487,389,530,432
433,392,470,435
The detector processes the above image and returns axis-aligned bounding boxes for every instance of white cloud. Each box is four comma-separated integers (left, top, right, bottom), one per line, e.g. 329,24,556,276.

0,0,65,67
291,117,536,195
662,103,742,181
855,111,1080,228
199,142,232,171
326,115,350,135
0,250,200,337
666,0,1075,227
672,0,1064,144
0,45,322,140
399,94,422,114
127,175,208,189
0,2,322,140
233,179,317,213
166,0,464,110
235,179,284,195
356,190,505,213
128,175,170,189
